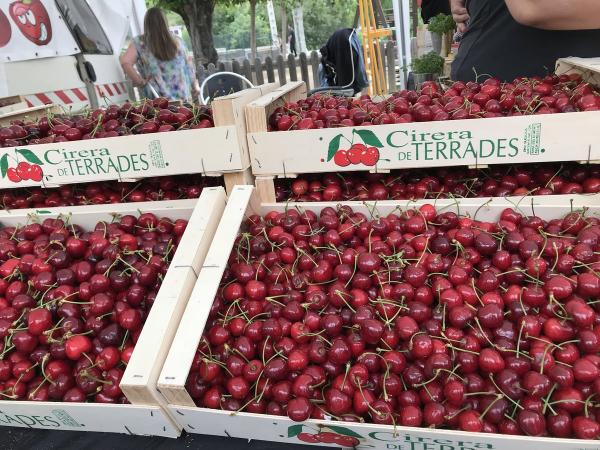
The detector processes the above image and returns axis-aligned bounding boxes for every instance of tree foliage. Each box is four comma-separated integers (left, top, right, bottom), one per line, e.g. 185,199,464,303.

150,0,357,63
302,0,355,49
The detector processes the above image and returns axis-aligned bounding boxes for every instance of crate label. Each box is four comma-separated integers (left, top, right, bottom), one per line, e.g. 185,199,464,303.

286,424,496,450
250,111,600,176
0,408,83,428
0,126,242,188
522,123,543,155
323,125,547,168
0,144,153,185
149,140,167,168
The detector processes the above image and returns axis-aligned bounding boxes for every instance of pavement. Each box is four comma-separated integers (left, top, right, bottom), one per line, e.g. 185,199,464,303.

2,427,328,450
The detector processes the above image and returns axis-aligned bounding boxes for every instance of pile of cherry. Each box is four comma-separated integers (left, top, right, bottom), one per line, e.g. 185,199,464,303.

275,163,600,202
269,74,600,130
0,212,187,403
0,174,222,210
0,97,213,148
189,204,600,440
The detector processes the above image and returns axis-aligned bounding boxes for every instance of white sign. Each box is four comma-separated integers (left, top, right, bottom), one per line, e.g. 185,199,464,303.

0,0,79,62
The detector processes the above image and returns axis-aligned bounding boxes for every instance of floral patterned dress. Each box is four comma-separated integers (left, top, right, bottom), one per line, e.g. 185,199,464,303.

132,35,196,101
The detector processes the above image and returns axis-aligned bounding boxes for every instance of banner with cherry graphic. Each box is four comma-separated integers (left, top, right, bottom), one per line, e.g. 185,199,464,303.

326,128,386,168
0,147,43,182
0,0,80,62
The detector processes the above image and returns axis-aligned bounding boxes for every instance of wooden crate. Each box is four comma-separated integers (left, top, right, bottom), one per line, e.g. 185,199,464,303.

0,188,227,437
158,185,600,449
246,81,600,202
0,83,278,191
0,95,28,115
0,104,60,127
556,56,600,87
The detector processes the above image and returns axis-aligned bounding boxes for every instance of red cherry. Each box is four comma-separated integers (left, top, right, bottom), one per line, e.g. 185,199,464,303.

333,150,351,167
7,167,21,183
361,147,380,166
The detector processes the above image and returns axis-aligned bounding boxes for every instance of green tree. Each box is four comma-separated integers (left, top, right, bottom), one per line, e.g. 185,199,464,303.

302,0,355,49
213,3,270,50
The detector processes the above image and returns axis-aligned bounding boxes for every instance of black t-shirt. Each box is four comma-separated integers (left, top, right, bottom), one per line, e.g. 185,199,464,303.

421,0,451,23
451,0,600,81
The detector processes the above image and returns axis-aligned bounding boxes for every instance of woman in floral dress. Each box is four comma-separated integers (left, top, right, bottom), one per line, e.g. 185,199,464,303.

120,7,200,101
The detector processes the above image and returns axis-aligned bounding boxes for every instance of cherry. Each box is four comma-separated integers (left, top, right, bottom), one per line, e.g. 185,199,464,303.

287,397,312,422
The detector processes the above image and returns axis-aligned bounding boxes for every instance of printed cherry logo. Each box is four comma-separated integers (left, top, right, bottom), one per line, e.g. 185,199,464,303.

16,161,30,180
290,425,361,447
326,129,383,167
333,149,350,167
1,148,44,183
28,164,43,181
347,144,365,164
362,146,380,166
6,167,21,182
297,432,319,443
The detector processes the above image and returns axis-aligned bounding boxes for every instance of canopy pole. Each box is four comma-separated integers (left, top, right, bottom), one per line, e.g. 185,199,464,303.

392,0,412,89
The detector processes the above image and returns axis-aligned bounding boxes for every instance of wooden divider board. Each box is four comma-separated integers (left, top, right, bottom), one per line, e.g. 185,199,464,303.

0,126,240,188
0,403,178,437
214,82,280,193
248,109,600,175
556,56,600,86
0,191,225,436
121,188,226,409
157,186,255,407
168,407,596,450
0,104,59,127
160,185,600,448
0,95,27,116
245,81,307,134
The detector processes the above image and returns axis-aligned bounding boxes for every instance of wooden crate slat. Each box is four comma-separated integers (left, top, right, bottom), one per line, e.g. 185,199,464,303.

248,108,600,176
157,186,255,404
245,81,307,134
121,188,227,407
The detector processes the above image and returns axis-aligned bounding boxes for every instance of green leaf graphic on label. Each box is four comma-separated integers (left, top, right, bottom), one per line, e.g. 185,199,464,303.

288,424,303,438
327,134,343,161
327,425,362,438
16,149,43,165
0,154,8,178
353,129,383,148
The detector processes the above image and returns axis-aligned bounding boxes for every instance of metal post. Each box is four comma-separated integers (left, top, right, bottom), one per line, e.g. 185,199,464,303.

392,0,412,89
75,54,99,109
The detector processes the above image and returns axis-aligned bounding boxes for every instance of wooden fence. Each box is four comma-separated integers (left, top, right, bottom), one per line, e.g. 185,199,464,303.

198,41,399,93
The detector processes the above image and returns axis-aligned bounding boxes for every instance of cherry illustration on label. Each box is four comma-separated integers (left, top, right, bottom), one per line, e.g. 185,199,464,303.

0,148,45,183
326,129,386,168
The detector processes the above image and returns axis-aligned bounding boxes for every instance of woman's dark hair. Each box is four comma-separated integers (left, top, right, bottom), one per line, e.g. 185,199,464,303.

143,7,178,61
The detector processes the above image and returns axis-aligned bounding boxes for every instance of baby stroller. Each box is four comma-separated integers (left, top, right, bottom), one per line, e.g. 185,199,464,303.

315,28,369,97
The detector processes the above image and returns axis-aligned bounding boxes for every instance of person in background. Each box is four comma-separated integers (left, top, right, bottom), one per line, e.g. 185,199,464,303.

450,0,600,82
420,0,451,24
288,26,297,57
120,7,200,101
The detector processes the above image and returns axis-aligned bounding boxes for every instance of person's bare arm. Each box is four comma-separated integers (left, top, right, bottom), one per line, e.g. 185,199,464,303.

120,42,148,87
505,0,600,30
450,0,469,33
